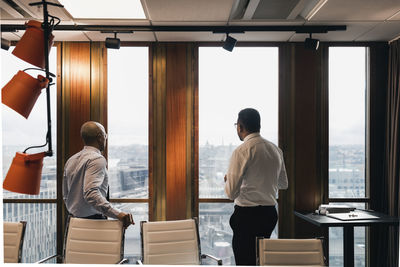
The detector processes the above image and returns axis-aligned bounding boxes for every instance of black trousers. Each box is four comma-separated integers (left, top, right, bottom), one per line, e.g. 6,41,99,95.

229,205,278,266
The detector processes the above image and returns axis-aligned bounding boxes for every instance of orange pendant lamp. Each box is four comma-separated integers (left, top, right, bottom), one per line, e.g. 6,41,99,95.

2,70,49,119
12,20,54,69
3,152,46,195
2,0,64,196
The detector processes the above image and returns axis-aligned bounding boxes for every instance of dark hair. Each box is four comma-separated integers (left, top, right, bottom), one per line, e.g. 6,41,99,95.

238,108,261,133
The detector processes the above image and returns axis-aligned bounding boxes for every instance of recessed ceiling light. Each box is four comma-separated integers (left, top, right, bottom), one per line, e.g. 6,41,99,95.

59,0,146,19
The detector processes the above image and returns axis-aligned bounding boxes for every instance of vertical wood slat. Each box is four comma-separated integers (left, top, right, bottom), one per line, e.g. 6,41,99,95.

63,42,91,157
278,43,296,238
166,44,188,221
151,44,167,221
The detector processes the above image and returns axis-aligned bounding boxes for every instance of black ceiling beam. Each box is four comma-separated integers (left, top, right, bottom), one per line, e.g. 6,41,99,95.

1,24,346,34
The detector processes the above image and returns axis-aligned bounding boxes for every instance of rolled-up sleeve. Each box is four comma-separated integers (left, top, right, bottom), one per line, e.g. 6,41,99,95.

225,150,247,200
83,157,121,219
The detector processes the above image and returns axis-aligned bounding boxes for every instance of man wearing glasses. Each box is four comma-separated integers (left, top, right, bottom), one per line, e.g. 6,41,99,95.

224,108,288,265
63,121,133,228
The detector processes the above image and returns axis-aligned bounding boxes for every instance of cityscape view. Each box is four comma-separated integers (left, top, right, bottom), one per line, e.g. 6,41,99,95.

2,143,365,264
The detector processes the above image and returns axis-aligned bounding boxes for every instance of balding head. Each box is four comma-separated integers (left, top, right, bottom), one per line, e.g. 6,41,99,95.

80,121,107,151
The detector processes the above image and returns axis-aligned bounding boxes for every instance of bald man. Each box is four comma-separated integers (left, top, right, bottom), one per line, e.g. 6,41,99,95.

63,121,134,228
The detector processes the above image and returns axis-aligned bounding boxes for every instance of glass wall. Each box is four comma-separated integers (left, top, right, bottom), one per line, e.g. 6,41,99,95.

328,47,367,266
199,47,279,265
107,46,149,262
2,46,57,263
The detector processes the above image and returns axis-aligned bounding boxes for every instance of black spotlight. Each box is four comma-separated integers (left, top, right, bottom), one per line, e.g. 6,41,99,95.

1,38,11,51
105,32,120,49
223,34,237,52
304,33,320,50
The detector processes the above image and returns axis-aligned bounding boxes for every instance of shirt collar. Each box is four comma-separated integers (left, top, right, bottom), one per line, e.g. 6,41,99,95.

83,146,101,155
244,132,260,142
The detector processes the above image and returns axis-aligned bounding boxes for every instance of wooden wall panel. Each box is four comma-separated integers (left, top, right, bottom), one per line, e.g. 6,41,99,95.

63,42,91,157
293,44,325,238
150,43,196,221
166,44,188,220
57,42,107,259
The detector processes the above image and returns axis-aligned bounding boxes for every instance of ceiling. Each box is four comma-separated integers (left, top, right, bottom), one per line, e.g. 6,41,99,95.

1,0,400,43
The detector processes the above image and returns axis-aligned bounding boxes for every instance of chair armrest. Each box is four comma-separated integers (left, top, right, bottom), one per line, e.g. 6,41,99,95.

201,253,223,265
35,254,60,264
117,258,129,264
137,259,143,265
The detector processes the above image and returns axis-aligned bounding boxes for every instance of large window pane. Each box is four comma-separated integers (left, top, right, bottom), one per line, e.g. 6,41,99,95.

199,47,279,198
328,203,366,267
329,47,366,199
199,203,234,265
328,47,367,267
1,47,57,199
112,203,148,262
3,203,57,263
107,47,149,199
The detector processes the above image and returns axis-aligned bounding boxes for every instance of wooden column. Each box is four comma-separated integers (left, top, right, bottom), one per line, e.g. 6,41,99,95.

278,43,328,239
150,43,197,221
57,42,107,259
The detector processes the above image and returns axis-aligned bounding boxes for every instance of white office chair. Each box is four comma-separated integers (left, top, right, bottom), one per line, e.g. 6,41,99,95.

138,218,222,265
3,221,27,263
37,216,128,264
256,238,326,266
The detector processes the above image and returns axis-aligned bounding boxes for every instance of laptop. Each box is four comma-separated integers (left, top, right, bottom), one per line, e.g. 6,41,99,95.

326,212,380,221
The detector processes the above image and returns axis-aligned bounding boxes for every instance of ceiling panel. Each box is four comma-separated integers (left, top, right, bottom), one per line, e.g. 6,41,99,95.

53,31,89,41
288,21,380,41
144,0,234,21
1,31,23,41
355,21,400,41
311,0,400,21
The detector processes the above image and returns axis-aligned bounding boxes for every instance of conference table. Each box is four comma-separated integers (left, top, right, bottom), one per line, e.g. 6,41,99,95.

294,209,399,267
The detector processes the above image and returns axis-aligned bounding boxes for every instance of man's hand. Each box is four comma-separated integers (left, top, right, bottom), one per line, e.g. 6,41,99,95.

117,212,135,228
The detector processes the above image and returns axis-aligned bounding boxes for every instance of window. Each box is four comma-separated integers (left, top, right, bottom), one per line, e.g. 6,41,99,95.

107,46,149,262
2,46,57,262
198,47,279,265
328,47,367,267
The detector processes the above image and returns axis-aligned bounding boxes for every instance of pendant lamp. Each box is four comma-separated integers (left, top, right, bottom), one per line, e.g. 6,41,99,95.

3,152,46,195
2,70,49,119
2,0,63,195
12,20,54,69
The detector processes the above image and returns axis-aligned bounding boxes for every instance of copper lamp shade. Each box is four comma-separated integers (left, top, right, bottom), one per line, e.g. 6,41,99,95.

12,20,54,69
2,70,49,119
3,152,46,195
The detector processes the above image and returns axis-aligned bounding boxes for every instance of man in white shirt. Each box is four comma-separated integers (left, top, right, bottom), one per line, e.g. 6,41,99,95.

63,121,134,228
224,108,288,265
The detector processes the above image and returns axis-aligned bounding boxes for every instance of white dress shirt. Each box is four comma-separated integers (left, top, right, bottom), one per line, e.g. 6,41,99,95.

63,146,121,218
225,133,288,207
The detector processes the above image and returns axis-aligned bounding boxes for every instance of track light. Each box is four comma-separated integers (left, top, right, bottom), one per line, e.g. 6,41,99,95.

304,33,319,50
223,34,237,52
1,38,11,50
105,32,120,49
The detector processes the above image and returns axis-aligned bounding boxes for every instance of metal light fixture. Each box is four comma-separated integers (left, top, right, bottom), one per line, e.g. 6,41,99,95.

2,0,63,195
223,34,237,52
105,32,121,49
304,33,320,50
1,37,11,50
